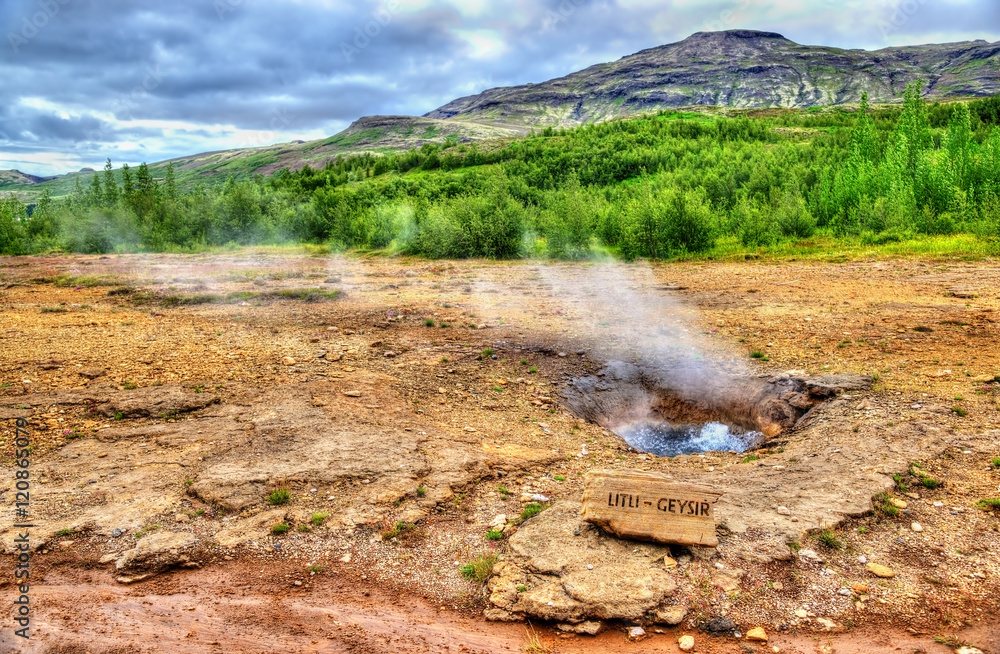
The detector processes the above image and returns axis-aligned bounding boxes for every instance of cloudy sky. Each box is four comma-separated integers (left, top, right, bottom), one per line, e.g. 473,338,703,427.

1,0,998,176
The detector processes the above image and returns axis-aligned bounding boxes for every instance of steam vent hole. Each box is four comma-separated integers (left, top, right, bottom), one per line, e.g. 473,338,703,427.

563,362,871,456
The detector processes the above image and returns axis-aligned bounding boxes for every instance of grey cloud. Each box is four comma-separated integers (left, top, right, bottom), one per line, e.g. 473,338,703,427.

0,0,998,174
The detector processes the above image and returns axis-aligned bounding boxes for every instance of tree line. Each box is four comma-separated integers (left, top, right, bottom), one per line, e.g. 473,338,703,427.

2,84,999,258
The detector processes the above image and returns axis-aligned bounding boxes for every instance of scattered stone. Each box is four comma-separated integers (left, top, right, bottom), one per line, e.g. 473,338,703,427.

890,498,907,509
663,556,678,569
114,531,199,583
776,506,791,515
911,522,924,532
746,627,768,642
851,583,869,594
79,368,105,379
678,634,696,651
99,553,117,564
794,609,808,618
556,621,604,635
654,606,688,625
558,352,567,358
798,549,823,563
627,626,646,641
956,647,986,654
293,581,302,587
339,553,352,563
529,494,550,503
838,588,851,596
58,540,75,549
111,528,125,538
383,351,396,358
865,562,896,578
703,616,736,634
175,514,190,523
490,515,507,530
858,555,867,564
343,390,362,397
816,617,837,630
282,357,296,366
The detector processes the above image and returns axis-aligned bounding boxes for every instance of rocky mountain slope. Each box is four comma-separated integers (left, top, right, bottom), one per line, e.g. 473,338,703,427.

426,30,1000,127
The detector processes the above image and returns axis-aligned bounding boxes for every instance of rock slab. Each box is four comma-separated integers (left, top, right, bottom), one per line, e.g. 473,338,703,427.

581,469,722,547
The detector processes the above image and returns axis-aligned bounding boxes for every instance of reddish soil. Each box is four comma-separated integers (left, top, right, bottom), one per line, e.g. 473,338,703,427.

1,253,999,653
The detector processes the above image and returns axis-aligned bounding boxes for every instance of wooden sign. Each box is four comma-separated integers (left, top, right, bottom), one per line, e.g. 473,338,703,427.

581,470,723,547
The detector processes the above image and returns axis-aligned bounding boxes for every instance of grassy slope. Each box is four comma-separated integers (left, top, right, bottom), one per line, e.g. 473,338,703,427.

2,116,521,202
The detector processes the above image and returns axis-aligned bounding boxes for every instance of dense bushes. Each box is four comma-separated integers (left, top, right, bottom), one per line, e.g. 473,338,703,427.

3,85,1000,258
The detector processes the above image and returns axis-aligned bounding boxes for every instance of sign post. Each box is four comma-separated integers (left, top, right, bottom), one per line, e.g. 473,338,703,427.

581,470,723,547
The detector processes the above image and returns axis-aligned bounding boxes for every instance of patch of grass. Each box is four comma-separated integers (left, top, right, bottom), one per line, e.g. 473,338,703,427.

416,485,427,497
787,540,801,552
271,522,290,535
892,473,909,492
873,491,900,517
63,430,84,439
952,406,968,417
991,457,1000,469
310,512,329,526
382,521,417,540
54,274,122,287
54,528,75,537
267,485,292,506
816,528,844,550
297,524,312,533
123,379,138,390
486,529,504,541
911,466,943,489
481,347,494,359
741,454,760,463
524,623,552,654
307,564,324,574
520,359,528,365
113,412,123,420
498,485,511,498
134,523,160,539
520,502,546,521
553,475,566,482
425,318,435,327
750,350,766,359
528,366,538,374
975,498,1000,510
516,584,528,592
459,553,497,584
857,525,869,535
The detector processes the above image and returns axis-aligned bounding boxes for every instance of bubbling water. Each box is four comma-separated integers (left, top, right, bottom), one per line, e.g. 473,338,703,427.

615,421,764,457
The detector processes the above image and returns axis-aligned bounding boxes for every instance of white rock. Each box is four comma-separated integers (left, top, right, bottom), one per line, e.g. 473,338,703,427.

776,506,791,515
627,626,645,641
911,522,924,532
678,634,695,651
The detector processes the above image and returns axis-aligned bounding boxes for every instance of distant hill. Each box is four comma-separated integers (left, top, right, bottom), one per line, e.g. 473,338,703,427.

6,30,999,198
426,30,1000,127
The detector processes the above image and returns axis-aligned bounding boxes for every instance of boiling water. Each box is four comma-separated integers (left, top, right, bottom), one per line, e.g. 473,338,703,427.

615,421,763,457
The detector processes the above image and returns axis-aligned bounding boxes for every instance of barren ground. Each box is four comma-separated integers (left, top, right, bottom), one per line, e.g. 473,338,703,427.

1,253,999,654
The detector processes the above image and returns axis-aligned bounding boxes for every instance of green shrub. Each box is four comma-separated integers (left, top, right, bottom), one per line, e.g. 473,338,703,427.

459,554,497,583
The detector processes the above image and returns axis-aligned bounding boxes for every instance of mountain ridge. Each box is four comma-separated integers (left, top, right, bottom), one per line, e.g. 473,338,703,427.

4,30,999,191
425,30,1000,126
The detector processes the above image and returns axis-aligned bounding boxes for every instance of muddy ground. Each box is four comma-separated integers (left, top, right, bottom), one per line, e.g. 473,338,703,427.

1,253,999,654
